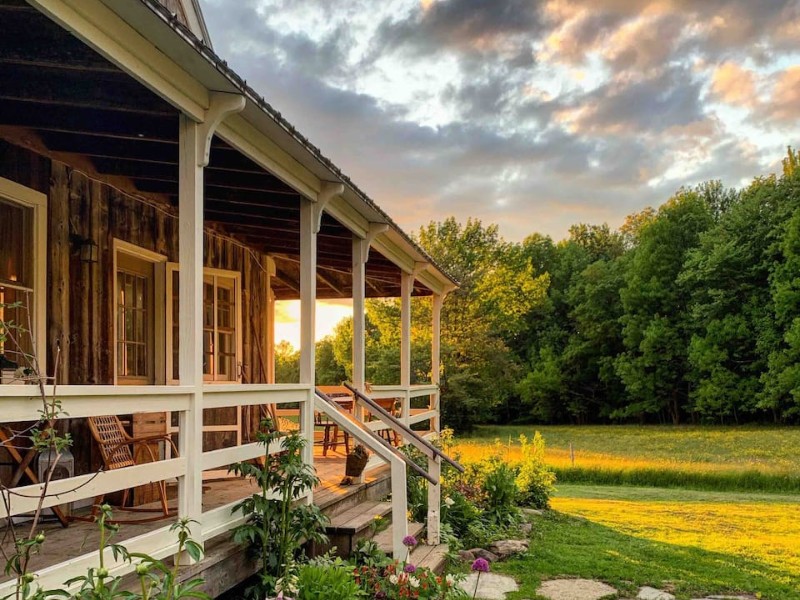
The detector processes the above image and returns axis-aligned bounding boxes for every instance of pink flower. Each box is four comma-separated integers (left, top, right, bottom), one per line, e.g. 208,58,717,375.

404,563,417,573
402,535,418,547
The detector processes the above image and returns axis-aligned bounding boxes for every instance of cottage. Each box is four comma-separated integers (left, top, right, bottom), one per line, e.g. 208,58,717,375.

0,0,457,594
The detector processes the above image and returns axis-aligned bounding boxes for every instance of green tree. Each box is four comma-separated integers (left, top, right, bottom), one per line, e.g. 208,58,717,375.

275,340,299,383
615,189,714,423
416,218,542,430
316,336,347,385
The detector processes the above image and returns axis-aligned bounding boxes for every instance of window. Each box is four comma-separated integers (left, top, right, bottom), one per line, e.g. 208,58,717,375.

166,266,242,383
114,241,166,385
0,178,46,375
116,253,155,384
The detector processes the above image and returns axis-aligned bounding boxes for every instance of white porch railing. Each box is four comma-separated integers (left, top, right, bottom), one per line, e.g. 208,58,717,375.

313,392,410,558
367,384,439,428
0,383,313,596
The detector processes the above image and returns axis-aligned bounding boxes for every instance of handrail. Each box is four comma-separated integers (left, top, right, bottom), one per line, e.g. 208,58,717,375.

314,389,437,485
343,382,465,474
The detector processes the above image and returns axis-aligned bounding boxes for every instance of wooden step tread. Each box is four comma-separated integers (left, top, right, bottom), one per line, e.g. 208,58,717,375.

325,500,392,534
410,543,449,573
373,522,425,556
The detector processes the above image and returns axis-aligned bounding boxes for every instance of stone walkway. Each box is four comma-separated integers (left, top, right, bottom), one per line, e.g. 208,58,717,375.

457,576,761,600
458,572,519,599
537,578,618,599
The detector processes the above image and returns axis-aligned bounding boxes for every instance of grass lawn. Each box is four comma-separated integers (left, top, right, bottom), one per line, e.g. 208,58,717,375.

455,425,800,492
495,485,800,600
452,426,800,598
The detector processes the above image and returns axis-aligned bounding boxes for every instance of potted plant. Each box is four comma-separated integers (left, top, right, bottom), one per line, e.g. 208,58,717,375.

345,444,370,478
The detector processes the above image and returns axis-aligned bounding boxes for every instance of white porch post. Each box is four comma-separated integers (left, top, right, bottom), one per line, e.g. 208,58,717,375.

427,292,445,545
431,293,444,429
177,115,204,531
400,271,413,424
177,94,244,539
299,197,317,473
352,236,367,417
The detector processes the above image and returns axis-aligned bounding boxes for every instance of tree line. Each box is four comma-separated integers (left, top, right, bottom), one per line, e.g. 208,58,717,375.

278,148,800,430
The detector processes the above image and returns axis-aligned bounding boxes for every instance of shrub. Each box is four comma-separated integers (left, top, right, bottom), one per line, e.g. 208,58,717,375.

515,433,556,508
441,490,481,539
481,461,520,525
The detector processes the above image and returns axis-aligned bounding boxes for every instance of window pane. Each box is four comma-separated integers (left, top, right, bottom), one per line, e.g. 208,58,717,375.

171,270,179,380
203,282,214,327
217,332,234,379
0,286,33,367
0,198,31,288
203,330,213,375
116,263,151,380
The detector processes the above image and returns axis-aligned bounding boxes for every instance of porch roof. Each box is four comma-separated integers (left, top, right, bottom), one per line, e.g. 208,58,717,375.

0,0,458,300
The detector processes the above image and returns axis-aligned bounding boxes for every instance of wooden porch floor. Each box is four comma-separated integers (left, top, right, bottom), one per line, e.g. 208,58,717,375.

0,447,389,585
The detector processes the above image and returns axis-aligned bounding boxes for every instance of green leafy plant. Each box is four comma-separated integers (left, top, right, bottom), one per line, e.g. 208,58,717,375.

64,505,209,600
230,419,328,598
295,560,363,600
350,539,390,568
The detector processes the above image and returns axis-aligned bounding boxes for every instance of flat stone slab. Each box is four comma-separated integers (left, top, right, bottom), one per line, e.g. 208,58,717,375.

638,587,675,600
690,596,758,600
537,578,618,600
459,572,519,599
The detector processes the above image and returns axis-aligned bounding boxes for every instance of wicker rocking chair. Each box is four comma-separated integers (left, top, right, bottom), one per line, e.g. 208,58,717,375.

83,415,178,523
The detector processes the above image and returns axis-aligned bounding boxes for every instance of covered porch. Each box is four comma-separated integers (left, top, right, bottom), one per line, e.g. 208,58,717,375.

0,0,456,595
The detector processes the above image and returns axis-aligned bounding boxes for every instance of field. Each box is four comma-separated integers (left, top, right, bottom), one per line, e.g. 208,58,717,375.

454,425,800,600
457,425,800,492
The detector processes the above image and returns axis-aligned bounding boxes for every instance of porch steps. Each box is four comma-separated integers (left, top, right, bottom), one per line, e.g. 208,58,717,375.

324,500,392,556
373,520,425,556
409,543,449,574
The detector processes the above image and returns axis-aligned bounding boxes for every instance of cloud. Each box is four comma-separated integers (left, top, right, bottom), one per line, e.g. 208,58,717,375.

198,0,800,242
560,66,709,136
711,62,758,107
762,66,800,125
373,0,543,57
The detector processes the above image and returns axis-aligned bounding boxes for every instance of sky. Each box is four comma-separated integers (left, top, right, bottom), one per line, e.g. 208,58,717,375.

198,0,800,344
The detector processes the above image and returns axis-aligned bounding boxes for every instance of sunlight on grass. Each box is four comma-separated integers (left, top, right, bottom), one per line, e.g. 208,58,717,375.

454,426,800,492
454,428,800,599
551,495,800,582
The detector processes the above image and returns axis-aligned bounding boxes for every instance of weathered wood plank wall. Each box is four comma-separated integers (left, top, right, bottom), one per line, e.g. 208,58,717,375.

1,140,273,477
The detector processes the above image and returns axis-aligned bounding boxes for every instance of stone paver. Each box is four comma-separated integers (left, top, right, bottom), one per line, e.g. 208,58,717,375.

459,572,519,599
691,596,757,600
638,587,675,600
536,578,618,600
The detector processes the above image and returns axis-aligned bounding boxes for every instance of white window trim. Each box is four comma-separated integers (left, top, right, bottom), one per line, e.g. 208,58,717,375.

165,264,243,385
112,239,167,385
0,176,47,376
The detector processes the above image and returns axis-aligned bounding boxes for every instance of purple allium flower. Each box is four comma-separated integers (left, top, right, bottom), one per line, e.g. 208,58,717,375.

402,535,418,547
404,563,417,573
471,558,490,573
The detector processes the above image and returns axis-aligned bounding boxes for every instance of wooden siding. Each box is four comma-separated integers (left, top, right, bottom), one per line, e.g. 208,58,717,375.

0,140,271,478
